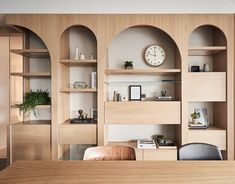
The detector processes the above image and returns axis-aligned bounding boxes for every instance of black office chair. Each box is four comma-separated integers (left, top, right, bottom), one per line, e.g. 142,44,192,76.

178,142,223,160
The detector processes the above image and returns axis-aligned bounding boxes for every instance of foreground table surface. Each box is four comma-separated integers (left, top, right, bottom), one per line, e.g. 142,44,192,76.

1,161,235,184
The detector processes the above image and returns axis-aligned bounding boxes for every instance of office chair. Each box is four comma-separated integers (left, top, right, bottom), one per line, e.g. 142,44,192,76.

178,142,223,160
83,145,136,160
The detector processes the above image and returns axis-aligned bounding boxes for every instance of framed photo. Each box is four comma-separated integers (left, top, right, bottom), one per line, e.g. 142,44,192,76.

129,85,141,101
194,108,208,127
90,108,97,119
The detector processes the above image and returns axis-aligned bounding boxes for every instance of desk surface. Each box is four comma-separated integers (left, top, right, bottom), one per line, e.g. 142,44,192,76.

0,161,235,184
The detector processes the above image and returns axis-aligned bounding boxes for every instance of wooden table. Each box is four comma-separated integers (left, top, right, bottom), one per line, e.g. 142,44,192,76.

1,161,235,184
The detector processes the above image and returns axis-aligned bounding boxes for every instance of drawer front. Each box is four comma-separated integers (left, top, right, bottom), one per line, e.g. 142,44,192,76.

60,124,97,144
143,149,177,160
188,129,226,150
105,101,180,124
187,73,226,101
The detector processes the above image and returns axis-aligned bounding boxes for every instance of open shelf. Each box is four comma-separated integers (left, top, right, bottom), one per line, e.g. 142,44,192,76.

60,59,97,66
105,69,180,75
60,88,97,93
10,49,49,58
12,120,51,125
11,104,51,108
11,72,51,77
188,46,226,56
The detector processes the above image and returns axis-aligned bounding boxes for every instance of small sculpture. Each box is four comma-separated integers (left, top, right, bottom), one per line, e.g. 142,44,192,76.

73,81,88,89
124,61,134,69
78,110,84,120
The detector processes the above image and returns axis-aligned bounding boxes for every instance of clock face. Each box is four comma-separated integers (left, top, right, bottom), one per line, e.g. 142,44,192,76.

144,45,166,67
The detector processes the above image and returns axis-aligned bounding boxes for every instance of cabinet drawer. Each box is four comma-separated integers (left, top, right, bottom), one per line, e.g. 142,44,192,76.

188,128,226,150
60,124,97,144
187,73,226,101
105,101,180,124
143,149,177,160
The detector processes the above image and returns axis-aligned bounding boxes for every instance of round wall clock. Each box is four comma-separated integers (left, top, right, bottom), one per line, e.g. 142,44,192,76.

144,45,166,67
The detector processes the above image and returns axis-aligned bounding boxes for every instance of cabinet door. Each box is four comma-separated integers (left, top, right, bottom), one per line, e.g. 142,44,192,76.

105,101,180,124
143,149,177,160
12,125,51,162
187,73,226,101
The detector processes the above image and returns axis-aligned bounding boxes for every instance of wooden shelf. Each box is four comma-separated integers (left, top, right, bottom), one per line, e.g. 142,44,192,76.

188,46,226,56
12,120,51,125
60,88,97,93
11,104,51,109
11,72,51,78
60,59,97,66
105,69,180,75
10,49,49,58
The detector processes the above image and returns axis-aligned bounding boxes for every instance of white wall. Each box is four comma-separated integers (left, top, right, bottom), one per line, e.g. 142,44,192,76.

0,0,234,13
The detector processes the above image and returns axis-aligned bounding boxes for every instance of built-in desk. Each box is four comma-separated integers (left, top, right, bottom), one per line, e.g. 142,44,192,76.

0,161,235,184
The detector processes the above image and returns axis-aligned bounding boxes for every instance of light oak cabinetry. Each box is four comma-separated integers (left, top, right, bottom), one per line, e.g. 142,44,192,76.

4,14,234,161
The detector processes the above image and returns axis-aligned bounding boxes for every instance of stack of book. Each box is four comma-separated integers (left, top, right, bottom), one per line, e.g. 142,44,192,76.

137,140,156,149
188,122,207,129
155,140,177,149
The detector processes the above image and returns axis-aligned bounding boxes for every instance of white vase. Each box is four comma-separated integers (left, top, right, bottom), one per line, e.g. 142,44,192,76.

192,118,198,124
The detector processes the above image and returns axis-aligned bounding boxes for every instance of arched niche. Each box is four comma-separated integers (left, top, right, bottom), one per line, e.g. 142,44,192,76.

10,26,52,121
108,25,181,70
59,25,97,60
188,25,227,72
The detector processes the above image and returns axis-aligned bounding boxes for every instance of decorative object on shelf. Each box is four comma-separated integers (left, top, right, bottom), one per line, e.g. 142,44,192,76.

122,96,127,101
194,108,208,127
17,89,51,117
156,135,165,144
80,53,85,60
156,90,173,101
144,45,166,67
91,72,97,89
74,47,79,60
113,91,122,101
129,85,142,101
191,111,200,124
123,61,134,69
141,94,146,101
203,64,210,72
73,81,88,89
90,108,97,119
188,122,207,129
90,53,94,60
191,65,200,72
70,109,96,124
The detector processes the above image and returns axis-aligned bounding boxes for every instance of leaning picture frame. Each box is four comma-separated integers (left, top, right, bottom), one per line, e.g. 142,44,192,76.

90,108,97,119
194,108,209,127
129,85,142,101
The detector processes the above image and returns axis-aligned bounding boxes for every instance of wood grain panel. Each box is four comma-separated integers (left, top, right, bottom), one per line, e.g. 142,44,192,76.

105,101,180,124
11,124,51,162
60,124,97,144
188,128,226,150
143,149,177,160
187,72,226,101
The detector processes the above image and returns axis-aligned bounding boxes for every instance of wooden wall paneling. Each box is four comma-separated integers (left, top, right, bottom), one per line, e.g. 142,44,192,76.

143,149,177,161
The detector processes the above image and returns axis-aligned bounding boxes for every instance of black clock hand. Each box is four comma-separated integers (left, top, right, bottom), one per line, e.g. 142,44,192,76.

147,54,155,56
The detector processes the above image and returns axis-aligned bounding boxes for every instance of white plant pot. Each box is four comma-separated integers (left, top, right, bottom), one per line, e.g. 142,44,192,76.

192,119,198,124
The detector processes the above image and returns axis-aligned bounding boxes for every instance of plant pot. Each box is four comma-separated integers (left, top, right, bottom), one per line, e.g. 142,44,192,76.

192,118,198,124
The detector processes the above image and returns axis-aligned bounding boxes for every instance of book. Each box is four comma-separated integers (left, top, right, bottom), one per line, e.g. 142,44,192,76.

137,140,156,149
188,122,207,129
155,140,177,149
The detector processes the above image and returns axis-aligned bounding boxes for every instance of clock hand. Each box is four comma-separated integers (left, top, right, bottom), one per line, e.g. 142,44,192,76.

154,48,157,57
147,54,155,56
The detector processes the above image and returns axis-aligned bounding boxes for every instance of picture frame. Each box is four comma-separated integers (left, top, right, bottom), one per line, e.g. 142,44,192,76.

194,108,209,127
129,85,142,101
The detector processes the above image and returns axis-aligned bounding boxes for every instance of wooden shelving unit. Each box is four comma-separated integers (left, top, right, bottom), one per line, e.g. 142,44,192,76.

10,49,49,58
60,88,97,93
105,69,180,75
10,72,51,77
60,59,97,66
188,46,226,56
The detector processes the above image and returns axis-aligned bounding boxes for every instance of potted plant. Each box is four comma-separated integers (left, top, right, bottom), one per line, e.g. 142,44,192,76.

123,61,134,69
156,135,165,143
17,89,51,117
191,111,200,124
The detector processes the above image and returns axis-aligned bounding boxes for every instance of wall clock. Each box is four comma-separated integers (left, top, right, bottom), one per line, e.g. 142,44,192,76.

144,45,166,67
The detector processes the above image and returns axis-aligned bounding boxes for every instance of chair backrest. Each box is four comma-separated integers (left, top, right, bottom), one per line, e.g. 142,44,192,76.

178,142,223,160
83,145,136,160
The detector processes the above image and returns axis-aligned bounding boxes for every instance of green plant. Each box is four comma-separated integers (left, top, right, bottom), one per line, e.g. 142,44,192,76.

17,89,51,117
191,112,200,119
124,61,133,69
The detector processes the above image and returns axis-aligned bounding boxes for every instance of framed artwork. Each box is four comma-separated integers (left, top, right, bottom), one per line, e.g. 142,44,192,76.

90,108,97,119
129,85,142,101
194,108,208,127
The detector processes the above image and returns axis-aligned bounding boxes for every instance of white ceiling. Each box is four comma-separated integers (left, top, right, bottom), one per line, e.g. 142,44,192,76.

0,0,234,13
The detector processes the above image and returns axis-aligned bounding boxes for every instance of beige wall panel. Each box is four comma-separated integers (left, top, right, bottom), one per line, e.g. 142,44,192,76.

143,149,177,160
188,128,226,150
60,124,97,144
11,124,51,162
105,101,180,124
187,72,226,101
